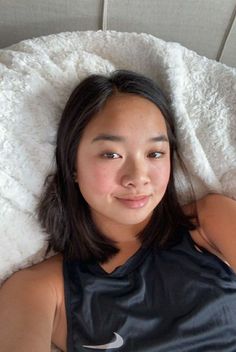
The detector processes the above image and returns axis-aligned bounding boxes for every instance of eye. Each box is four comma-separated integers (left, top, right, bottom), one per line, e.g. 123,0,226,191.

102,152,121,159
148,151,165,159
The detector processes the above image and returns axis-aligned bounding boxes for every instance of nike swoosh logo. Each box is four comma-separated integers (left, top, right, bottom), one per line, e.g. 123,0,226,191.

82,332,124,349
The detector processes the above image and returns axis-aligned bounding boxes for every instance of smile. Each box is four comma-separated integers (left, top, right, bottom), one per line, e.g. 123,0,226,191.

116,195,150,209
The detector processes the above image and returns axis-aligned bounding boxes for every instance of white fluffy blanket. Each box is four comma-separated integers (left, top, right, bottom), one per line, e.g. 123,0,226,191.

0,30,236,351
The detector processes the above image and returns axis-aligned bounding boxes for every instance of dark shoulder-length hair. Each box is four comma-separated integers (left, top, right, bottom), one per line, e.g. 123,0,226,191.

37,69,199,263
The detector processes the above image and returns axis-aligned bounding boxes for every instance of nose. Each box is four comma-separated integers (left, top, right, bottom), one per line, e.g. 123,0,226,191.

120,158,150,189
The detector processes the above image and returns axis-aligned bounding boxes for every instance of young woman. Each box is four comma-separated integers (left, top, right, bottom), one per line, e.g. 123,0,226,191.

0,70,235,352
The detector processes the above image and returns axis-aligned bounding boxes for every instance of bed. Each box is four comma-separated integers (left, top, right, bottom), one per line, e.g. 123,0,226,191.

0,1,236,351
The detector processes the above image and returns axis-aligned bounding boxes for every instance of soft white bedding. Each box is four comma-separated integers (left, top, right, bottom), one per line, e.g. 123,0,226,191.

0,30,236,351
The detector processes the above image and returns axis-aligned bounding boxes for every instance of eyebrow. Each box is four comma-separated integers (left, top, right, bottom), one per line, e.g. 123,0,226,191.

91,133,169,143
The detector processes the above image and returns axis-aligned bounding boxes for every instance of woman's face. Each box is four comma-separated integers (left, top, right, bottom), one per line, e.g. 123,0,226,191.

75,93,170,238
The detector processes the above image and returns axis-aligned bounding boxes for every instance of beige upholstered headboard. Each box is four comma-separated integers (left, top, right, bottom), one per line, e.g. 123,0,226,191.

0,0,236,68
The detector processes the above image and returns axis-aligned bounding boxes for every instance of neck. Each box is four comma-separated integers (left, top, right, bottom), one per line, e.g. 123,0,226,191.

92,211,151,250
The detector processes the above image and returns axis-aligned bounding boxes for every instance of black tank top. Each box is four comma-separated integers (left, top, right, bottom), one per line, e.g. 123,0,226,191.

63,226,236,351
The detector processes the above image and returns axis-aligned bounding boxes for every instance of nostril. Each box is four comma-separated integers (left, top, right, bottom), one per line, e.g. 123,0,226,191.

121,174,150,188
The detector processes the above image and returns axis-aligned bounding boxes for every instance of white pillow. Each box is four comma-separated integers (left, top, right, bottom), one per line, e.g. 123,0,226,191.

0,29,236,282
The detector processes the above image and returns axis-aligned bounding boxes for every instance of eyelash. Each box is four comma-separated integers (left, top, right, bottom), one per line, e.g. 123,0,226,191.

148,151,165,159
101,151,165,159
102,152,120,159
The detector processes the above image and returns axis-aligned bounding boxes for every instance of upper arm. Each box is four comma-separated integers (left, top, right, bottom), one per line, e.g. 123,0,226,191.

0,267,57,352
196,193,236,272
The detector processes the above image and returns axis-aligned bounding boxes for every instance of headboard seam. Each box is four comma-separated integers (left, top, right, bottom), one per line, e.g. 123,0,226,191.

102,0,109,30
217,4,236,61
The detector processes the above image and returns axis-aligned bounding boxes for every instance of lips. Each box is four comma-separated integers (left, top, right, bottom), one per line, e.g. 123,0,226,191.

116,195,150,209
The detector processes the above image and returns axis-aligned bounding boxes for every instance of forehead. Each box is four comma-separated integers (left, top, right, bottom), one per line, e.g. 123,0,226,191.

86,93,167,134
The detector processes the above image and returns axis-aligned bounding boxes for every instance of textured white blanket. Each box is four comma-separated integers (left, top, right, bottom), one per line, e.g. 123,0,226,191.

0,30,236,351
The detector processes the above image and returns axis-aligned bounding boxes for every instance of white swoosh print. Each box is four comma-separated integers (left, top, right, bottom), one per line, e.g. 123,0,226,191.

82,332,124,349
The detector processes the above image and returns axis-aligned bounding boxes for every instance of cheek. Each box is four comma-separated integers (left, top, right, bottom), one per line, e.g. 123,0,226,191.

78,160,116,195
152,161,171,189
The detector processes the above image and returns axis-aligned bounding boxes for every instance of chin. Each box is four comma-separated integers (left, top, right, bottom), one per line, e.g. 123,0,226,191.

111,212,153,227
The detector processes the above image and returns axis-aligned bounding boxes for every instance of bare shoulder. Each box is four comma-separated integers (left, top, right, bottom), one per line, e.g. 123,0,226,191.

1,252,63,293
26,253,63,292
2,253,64,305
183,193,236,272
0,253,64,352
194,193,236,214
